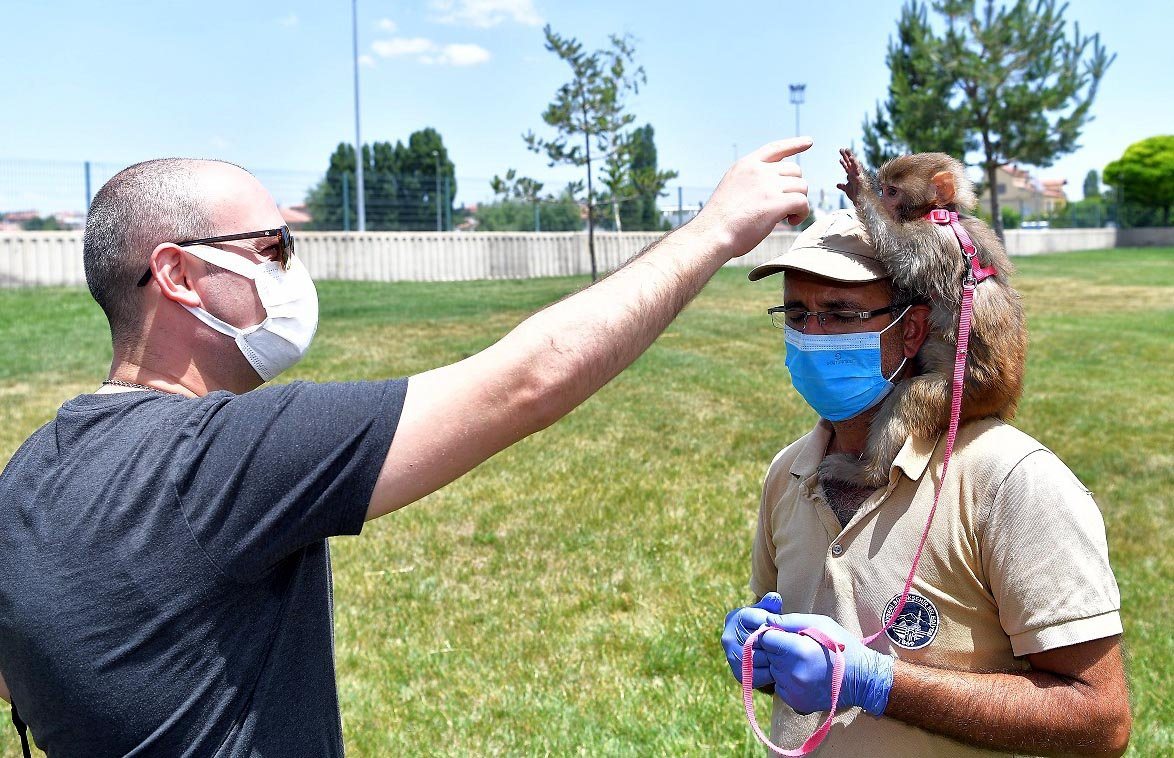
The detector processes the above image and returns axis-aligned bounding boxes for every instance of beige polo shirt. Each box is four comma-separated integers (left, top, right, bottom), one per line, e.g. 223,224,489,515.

750,417,1121,757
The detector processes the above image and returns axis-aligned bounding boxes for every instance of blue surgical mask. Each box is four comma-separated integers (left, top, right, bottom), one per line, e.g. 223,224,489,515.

784,307,910,421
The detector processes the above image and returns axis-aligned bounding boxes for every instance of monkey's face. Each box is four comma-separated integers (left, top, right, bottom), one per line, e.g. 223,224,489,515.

879,183,907,218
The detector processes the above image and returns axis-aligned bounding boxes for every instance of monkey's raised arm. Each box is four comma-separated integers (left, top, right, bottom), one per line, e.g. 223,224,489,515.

837,148,877,203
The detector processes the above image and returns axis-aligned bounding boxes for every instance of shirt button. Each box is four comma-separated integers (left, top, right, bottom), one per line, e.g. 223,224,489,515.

830,543,844,557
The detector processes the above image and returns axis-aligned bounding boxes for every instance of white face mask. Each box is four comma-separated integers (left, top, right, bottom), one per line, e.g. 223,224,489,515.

179,243,319,381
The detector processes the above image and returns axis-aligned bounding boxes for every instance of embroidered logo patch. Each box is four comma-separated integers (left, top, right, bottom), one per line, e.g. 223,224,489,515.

884,593,940,649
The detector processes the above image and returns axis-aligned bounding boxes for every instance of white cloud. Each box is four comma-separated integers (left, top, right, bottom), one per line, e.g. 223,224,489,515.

436,43,492,66
358,54,376,68
371,37,491,66
277,13,298,28
429,0,542,28
376,18,397,32
372,37,436,57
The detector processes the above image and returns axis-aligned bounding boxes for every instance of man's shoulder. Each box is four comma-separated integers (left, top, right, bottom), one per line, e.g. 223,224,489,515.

948,418,1094,508
957,417,1052,467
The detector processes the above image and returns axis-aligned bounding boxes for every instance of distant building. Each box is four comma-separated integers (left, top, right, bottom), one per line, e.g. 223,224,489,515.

979,165,1067,218
280,205,312,230
456,203,480,232
52,211,87,229
659,202,701,229
0,210,42,231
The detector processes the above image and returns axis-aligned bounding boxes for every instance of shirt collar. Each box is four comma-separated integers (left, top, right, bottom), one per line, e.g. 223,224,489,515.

790,420,834,479
790,419,941,483
891,429,940,482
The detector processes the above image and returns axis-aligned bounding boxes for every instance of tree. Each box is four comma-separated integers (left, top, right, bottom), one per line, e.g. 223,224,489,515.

862,2,972,167
305,144,354,230
620,124,677,231
525,25,645,280
1103,135,1174,226
475,171,583,232
20,215,65,231
304,129,456,231
864,1,1114,238
1082,169,1099,200
389,128,456,231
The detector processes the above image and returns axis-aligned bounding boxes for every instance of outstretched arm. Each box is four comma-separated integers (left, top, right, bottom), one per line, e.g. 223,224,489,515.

367,138,812,519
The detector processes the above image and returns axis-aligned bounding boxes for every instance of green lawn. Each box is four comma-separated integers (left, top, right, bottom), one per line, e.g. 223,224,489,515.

1,248,1170,756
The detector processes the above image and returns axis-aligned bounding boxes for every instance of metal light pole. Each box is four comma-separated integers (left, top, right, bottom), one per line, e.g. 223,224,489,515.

352,0,366,231
432,150,441,231
789,83,806,164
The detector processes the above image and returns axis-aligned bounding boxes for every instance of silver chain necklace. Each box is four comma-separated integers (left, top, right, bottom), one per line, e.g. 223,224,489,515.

100,379,172,395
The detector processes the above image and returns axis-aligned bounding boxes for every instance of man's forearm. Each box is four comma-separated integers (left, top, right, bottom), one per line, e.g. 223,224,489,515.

503,219,733,426
885,639,1130,756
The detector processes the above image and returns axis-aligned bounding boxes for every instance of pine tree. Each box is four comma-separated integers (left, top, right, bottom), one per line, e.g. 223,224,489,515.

862,2,971,167
620,125,677,231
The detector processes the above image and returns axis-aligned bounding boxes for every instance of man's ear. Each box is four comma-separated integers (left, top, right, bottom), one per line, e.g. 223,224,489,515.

147,243,202,307
902,304,932,358
930,170,956,207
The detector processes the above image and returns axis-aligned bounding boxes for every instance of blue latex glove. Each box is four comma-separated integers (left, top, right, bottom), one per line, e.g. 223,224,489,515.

720,592,785,689
758,613,894,716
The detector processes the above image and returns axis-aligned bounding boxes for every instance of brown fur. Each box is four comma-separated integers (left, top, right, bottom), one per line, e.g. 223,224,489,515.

824,150,1028,487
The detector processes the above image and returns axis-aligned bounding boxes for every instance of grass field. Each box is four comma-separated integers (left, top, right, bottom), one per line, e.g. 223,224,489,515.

0,247,1170,756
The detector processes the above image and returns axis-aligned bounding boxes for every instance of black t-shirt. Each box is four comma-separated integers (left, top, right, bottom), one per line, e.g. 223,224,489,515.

0,379,406,757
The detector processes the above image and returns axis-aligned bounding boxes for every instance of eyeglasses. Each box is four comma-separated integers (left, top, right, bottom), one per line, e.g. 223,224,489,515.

136,226,294,287
767,304,906,332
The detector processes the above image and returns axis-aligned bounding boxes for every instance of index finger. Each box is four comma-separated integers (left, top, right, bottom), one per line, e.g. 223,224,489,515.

758,628,809,655
749,137,814,163
770,613,829,633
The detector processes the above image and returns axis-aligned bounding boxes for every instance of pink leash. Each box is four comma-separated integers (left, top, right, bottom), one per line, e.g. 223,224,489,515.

740,209,996,755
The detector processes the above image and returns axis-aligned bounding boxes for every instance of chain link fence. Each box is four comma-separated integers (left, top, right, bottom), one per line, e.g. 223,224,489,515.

0,158,717,234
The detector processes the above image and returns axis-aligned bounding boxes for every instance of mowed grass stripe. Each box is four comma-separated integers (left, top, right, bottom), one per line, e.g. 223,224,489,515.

0,247,1169,755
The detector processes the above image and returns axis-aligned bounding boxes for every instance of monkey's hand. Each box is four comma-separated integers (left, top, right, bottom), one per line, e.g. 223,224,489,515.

837,148,867,203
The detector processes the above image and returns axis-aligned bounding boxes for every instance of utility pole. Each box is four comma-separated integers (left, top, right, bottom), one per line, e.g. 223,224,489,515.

789,83,806,165
84,161,92,213
351,0,366,231
432,150,441,231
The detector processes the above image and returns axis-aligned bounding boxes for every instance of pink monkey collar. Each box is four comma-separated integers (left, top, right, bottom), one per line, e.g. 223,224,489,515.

925,209,998,283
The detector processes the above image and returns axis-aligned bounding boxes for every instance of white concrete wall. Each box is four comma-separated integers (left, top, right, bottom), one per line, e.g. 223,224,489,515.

1118,227,1174,247
1,227,1168,288
0,231,88,287
1003,228,1119,255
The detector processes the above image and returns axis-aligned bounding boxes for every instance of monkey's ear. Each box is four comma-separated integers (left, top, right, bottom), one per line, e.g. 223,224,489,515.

931,170,957,206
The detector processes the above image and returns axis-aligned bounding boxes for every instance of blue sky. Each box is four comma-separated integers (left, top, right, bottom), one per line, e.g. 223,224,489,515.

2,0,1170,213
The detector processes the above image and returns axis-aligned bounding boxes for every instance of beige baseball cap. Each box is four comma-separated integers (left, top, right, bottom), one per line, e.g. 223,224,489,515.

747,209,889,283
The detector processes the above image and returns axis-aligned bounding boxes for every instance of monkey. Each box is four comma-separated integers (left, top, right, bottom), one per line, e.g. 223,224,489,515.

822,148,1029,487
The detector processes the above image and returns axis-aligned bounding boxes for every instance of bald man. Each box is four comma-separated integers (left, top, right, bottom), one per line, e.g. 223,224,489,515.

0,140,810,756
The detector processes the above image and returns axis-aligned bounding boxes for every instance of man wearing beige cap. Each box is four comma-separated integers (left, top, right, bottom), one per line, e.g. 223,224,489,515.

720,210,1130,756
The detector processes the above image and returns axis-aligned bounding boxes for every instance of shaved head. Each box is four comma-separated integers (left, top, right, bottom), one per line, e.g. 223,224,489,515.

82,158,252,346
